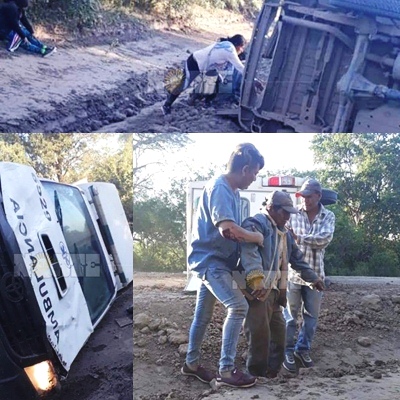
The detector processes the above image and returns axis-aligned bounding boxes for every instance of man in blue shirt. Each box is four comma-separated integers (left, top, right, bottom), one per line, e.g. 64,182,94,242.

182,143,264,388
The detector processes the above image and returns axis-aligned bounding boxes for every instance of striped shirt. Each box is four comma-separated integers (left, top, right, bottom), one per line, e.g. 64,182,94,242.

288,204,335,284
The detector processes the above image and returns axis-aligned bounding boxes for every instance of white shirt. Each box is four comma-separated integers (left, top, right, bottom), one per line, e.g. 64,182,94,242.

193,41,244,74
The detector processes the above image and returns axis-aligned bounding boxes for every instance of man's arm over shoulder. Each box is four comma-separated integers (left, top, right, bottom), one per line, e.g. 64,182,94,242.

218,220,264,245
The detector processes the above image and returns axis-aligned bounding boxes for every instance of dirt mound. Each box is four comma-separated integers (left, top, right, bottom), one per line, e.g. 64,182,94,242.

133,273,400,400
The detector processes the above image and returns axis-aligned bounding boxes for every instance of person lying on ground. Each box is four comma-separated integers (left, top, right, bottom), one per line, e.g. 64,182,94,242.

0,0,56,57
239,191,324,378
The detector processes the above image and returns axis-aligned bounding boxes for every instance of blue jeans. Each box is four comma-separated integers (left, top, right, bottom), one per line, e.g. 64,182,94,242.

7,26,44,54
186,267,248,373
232,68,242,98
284,281,323,355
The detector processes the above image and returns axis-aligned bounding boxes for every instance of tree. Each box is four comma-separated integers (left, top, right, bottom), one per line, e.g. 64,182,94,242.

312,133,400,239
0,133,110,182
133,179,187,271
311,133,400,276
133,133,190,198
133,169,217,272
0,133,133,225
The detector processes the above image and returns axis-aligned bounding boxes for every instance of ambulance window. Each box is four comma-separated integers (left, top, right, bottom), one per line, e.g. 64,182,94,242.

240,198,250,223
194,196,200,211
42,181,115,324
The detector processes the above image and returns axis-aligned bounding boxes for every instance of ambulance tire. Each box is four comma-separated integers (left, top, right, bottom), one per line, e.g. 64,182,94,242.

321,188,338,206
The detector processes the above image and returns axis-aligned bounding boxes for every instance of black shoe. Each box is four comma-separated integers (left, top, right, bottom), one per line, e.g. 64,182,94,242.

282,353,297,373
162,104,171,115
42,46,56,58
294,351,314,368
187,93,198,106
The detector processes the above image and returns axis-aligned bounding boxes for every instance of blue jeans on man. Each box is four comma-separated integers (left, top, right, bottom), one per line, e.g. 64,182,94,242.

7,26,45,54
284,281,323,355
186,266,248,372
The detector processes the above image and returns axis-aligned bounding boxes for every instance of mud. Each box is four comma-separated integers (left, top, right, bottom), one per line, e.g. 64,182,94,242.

133,272,400,400
0,6,253,134
51,284,133,400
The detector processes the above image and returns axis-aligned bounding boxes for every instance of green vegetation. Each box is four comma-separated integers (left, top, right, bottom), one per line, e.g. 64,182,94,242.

0,133,133,227
312,133,400,277
134,133,400,277
29,0,260,31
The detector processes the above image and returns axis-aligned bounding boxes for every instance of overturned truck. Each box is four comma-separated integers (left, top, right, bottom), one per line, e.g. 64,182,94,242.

240,0,400,132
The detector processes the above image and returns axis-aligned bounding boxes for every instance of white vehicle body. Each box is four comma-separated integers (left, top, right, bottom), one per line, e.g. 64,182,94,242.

0,162,132,399
185,175,305,291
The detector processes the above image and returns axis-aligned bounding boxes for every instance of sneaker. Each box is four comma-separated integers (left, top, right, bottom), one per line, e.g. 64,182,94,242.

42,46,57,58
216,368,257,388
282,353,297,373
7,33,22,52
181,363,215,383
294,351,314,368
162,104,171,115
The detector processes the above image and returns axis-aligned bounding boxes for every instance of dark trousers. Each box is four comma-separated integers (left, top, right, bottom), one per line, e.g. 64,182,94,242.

165,54,200,107
244,290,286,377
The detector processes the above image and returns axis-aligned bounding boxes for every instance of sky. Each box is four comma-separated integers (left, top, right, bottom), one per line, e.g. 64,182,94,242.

140,132,318,192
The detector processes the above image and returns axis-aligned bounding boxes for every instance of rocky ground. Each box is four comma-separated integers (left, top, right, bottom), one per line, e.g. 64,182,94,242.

133,272,400,400
0,7,253,134
51,284,133,400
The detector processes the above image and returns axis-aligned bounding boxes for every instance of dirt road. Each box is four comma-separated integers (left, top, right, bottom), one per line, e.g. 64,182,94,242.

52,284,133,400
133,272,400,400
0,7,253,133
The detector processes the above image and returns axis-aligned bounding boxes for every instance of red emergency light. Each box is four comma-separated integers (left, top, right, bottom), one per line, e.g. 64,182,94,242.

267,175,296,187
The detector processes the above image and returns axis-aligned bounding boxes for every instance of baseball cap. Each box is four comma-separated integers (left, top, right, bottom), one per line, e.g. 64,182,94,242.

266,191,298,213
296,178,322,198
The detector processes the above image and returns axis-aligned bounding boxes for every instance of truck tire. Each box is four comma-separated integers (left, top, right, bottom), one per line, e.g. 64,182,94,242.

329,0,400,19
321,188,338,206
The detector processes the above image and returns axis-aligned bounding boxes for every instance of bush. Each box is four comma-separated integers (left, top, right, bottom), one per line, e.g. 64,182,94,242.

30,0,101,28
134,244,185,272
366,249,400,277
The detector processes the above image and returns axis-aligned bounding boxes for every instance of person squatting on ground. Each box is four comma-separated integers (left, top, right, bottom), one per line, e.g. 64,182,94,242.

239,191,324,378
283,178,335,373
182,143,265,388
0,0,56,57
162,34,246,115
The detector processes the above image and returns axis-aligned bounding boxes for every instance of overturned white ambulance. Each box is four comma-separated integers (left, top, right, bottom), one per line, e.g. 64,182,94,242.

0,162,133,399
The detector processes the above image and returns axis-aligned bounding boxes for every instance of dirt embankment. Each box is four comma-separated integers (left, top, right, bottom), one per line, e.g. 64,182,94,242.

0,7,253,133
133,272,400,400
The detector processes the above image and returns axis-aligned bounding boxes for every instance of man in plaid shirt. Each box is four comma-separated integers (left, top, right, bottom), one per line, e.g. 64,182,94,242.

283,178,335,373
